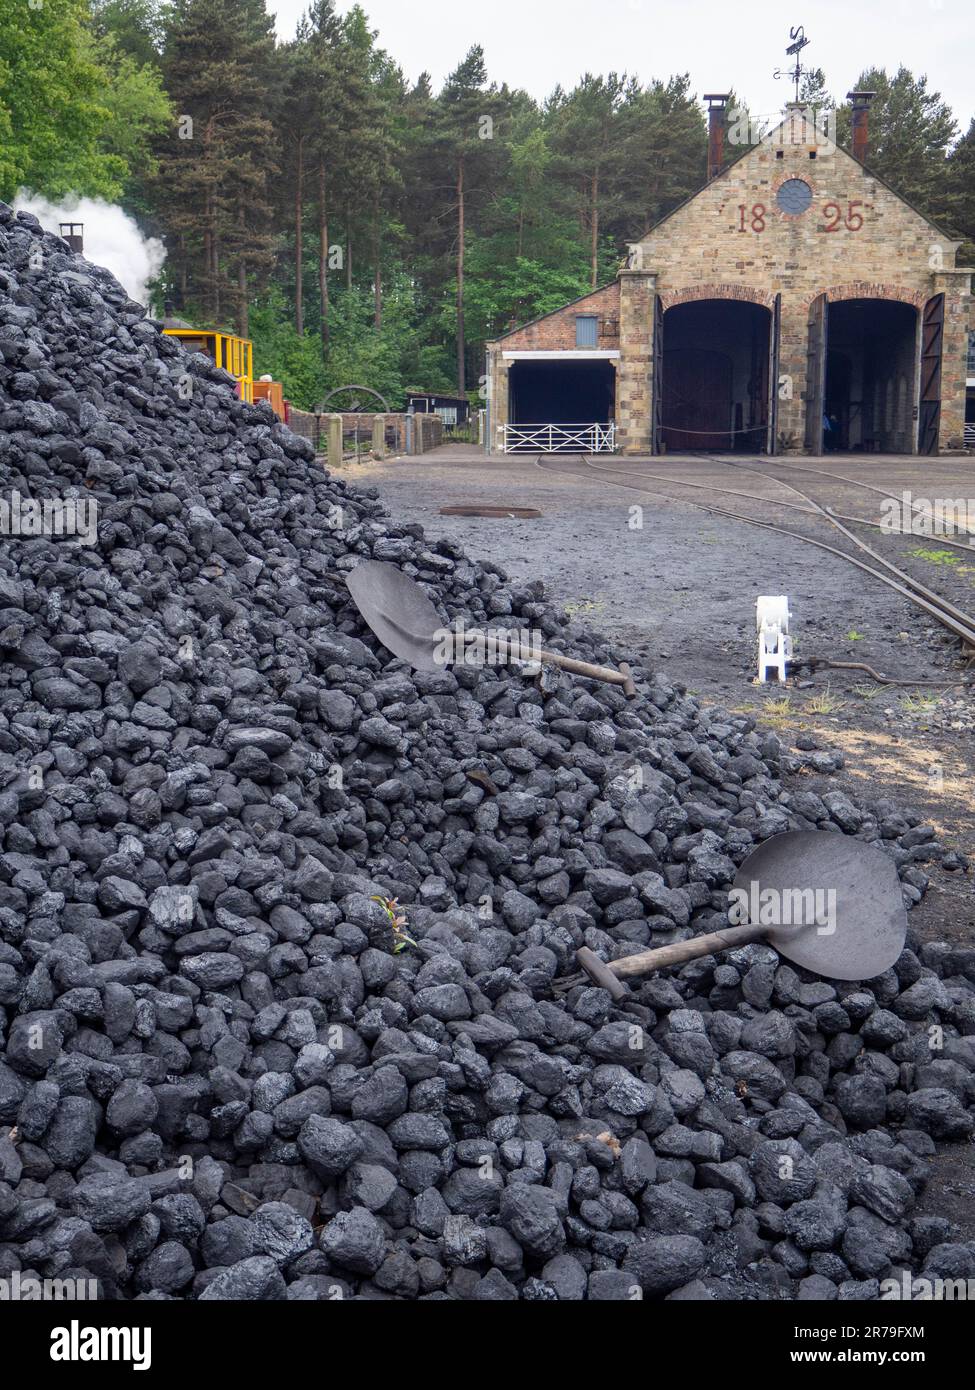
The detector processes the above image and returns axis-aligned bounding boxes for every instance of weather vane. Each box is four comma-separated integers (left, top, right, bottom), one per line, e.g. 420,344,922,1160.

773,25,811,104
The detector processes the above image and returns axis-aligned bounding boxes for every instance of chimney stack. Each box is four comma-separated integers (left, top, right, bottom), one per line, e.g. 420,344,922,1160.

847,91,876,164
704,94,730,181
59,223,84,254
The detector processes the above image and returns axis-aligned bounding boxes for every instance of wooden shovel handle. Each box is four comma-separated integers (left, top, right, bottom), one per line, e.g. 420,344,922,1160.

540,649,637,695
579,921,769,993
611,922,770,976
477,632,636,695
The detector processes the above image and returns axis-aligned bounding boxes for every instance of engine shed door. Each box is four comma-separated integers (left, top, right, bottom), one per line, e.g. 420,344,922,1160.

805,293,828,454
919,292,944,456
766,292,782,455
652,293,664,454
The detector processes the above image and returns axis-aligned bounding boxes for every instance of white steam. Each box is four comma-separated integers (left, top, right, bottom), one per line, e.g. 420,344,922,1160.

12,193,166,307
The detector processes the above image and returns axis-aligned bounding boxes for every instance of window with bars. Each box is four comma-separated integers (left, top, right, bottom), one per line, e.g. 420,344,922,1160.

575,315,598,348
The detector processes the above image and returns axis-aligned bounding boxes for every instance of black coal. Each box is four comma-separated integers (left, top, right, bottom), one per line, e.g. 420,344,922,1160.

1,203,973,1302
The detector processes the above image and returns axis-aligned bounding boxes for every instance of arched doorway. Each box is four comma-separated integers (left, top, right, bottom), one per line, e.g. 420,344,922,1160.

825,299,918,452
659,299,775,453
807,294,921,454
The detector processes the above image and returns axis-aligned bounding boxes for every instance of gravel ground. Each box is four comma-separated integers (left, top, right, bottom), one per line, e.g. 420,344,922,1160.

359,445,975,691
361,443,975,1240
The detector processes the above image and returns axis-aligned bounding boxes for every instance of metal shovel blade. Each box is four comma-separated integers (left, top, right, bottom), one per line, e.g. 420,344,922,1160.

347,560,636,693
732,830,907,981
345,560,446,671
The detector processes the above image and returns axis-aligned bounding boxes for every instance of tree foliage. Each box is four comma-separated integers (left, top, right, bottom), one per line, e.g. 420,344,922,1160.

0,0,126,200
3,6,973,403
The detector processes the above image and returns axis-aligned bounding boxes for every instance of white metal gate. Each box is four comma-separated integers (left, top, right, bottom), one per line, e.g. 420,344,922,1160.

503,423,616,454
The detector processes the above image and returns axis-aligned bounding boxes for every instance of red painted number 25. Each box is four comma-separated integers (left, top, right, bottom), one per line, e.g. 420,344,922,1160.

823,200,864,231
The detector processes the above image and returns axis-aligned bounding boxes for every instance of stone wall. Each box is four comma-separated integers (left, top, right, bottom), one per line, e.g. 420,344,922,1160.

484,108,972,456
284,410,442,457
635,110,971,453
617,270,655,454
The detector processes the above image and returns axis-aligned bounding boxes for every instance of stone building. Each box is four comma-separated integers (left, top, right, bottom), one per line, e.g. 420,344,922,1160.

485,98,972,457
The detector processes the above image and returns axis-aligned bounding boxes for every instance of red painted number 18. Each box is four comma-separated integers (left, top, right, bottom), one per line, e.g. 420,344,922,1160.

738,204,766,232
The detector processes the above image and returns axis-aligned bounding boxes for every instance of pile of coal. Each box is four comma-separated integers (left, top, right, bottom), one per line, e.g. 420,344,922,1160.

0,203,973,1302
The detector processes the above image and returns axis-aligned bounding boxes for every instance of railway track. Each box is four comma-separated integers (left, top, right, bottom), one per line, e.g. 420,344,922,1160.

533,451,975,666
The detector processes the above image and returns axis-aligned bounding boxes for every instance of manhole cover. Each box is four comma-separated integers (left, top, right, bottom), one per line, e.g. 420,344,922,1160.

439,506,542,519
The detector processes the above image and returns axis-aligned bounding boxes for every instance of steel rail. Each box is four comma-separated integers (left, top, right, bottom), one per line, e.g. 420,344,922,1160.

723,453,975,544
539,452,975,555
710,454,975,639
532,454,975,653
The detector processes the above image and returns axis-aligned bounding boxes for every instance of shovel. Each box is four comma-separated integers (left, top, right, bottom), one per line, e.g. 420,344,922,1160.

575,831,907,1000
345,560,637,695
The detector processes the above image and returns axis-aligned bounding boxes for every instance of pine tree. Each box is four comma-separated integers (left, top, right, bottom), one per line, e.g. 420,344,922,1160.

613,74,706,239
364,47,407,331
946,118,975,262
836,67,957,223
430,46,506,394
277,29,316,335
157,0,277,331
298,0,393,356
547,73,628,289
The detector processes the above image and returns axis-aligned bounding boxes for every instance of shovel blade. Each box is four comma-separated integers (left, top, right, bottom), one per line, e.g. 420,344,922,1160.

732,830,907,982
345,561,445,671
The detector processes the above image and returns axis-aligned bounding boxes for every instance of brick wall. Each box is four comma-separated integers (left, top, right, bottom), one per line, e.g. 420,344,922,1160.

494,284,620,352
486,285,621,453
284,410,441,456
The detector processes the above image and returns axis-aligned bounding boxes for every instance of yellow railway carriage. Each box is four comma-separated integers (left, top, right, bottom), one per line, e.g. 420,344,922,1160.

162,324,254,404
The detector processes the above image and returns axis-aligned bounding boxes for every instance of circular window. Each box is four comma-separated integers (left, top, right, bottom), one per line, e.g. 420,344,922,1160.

776,178,813,215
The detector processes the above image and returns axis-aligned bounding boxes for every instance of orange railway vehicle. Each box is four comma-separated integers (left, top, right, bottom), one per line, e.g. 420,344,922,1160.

252,377,286,418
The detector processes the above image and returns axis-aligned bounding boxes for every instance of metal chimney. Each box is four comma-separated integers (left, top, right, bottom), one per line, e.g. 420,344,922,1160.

704,94,731,180
59,223,84,253
847,91,876,164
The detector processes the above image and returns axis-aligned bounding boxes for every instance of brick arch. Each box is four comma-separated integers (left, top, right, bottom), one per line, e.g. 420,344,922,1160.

809,282,926,310
660,284,775,312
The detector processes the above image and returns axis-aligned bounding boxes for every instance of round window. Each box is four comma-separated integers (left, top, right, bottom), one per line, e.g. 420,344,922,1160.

776,178,813,215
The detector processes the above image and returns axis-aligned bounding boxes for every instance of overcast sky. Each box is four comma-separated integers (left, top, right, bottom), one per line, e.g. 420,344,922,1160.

266,0,973,131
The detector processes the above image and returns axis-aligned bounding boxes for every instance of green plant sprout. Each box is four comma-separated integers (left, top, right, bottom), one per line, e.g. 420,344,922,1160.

371,896,418,953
